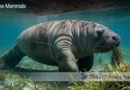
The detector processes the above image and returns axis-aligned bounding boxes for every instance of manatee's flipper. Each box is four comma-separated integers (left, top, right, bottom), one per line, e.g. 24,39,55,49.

56,49,79,72
77,55,94,72
0,43,25,69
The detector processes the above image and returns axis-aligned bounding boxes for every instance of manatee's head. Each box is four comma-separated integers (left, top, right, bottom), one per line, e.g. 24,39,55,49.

87,22,120,53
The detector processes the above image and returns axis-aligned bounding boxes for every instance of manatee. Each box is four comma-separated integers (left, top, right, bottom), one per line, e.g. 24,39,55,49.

0,20,120,72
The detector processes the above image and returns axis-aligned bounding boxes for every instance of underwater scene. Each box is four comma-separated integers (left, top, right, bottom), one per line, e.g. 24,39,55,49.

0,7,130,90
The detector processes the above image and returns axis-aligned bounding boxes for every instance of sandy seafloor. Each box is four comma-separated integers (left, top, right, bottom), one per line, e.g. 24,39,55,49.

0,7,130,89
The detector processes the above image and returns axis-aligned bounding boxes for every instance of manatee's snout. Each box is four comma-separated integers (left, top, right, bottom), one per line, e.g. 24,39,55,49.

102,31,120,52
97,29,120,53
111,34,120,47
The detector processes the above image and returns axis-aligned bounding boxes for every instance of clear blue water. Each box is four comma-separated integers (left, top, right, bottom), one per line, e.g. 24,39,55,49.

0,7,130,70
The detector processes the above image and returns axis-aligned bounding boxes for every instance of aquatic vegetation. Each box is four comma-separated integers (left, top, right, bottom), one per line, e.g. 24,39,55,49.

68,47,130,90
68,81,105,90
0,70,56,90
105,62,130,72
104,62,130,90
110,47,123,67
1,47,130,90
68,62,130,90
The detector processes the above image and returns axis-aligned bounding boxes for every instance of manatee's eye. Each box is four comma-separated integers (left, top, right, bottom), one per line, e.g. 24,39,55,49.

97,30,104,37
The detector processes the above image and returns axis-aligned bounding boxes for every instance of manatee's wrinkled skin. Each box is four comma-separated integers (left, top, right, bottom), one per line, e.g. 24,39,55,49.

0,20,120,72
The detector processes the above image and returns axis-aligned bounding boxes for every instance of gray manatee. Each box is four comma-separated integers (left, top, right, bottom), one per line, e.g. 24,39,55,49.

0,20,120,72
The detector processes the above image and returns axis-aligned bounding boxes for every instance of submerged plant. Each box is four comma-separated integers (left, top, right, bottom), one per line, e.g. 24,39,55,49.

105,62,130,72
69,62,130,90
1,47,130,90
68,47,130,90
105,62,130,90
111,47,123,67
0,70,56,90
68,81,105,90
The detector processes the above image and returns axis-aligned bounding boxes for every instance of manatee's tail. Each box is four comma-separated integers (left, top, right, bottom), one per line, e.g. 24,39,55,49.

0,43,25,69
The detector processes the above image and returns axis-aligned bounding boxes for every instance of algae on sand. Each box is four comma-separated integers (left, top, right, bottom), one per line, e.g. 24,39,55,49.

0,70,56,90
